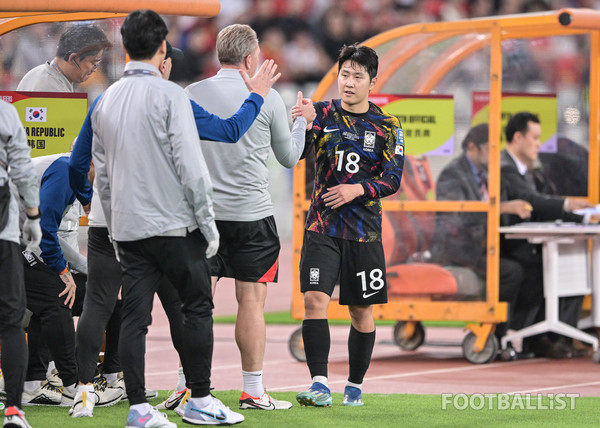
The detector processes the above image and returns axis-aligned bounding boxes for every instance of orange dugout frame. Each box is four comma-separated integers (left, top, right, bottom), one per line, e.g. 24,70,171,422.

291,8,600,363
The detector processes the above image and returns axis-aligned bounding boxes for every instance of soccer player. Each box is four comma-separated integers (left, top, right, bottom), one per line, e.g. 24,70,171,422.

90,10,279,426
295,44,404,407
185,24,315,411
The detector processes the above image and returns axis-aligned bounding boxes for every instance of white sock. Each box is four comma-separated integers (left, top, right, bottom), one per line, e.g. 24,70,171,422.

176,367,186,391
130,403,152,414
24,380,42,393
189,394,212,408
312,376,328,387
242,370,264,397
46,361,56,377
104,372,118,384
346,381,362,390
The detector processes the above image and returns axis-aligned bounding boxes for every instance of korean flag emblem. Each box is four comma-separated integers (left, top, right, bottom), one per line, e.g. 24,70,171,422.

26,107,46,122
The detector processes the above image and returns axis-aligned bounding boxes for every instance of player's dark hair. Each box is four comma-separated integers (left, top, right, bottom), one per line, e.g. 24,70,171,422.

337,44,378,80
120,9,168,60
461,123,489,151
505,112,540,143
56,24,112,61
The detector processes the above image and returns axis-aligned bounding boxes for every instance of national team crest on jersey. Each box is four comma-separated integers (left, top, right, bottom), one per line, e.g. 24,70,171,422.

309,268,320,284
364,131,376,151
395,127,404,156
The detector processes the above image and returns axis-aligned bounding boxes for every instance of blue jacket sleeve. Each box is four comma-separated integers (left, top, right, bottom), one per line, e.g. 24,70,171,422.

191,92,264,143
69,94,102,205
40,157,77,273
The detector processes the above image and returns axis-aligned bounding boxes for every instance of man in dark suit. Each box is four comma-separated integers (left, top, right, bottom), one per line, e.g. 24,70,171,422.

500,111,593,358
432,123,532,343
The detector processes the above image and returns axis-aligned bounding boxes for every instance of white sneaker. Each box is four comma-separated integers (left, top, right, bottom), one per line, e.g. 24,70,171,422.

145,389,159,400
104,372,158,401
94,378,124,407
125,407,177,428
3,406,32,428
69,389,95,418
60,384,77,406
182,395,244,425
156,388,188,410
22,380,62,405
173,389,191,417
239,390,293,410
47,369,63,388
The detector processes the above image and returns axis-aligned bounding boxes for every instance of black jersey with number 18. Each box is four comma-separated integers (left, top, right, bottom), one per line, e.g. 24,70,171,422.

303,99,404,243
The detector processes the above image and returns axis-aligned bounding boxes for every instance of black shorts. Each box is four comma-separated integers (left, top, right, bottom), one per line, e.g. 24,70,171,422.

210,216,280,283
22,249,71,313
299,230,387,306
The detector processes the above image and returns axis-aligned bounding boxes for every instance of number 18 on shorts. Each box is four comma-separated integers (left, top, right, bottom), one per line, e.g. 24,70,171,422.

300,230,388,306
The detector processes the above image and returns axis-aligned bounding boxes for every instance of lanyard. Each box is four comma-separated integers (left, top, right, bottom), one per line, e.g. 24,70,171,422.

123,69,157,77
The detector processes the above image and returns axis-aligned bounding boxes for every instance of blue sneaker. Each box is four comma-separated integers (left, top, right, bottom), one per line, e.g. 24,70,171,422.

125,407,176,427
342,386,364,406
296,382,332,407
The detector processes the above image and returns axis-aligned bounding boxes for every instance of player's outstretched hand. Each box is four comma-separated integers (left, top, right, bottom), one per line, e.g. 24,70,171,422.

240,59,281,98
292,91,316,129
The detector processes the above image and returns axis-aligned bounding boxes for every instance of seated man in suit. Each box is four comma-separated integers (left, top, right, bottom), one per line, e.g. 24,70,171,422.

432,123,532,344
500,111,593,358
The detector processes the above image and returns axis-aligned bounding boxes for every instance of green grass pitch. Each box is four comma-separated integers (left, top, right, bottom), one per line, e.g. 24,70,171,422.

18,390,599,427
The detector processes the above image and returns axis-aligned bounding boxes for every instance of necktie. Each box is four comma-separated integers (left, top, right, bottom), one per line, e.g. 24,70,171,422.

478,170,488,202
523,171,536,191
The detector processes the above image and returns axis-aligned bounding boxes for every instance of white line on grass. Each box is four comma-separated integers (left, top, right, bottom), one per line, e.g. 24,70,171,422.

266,358,543,391
508,381,600,394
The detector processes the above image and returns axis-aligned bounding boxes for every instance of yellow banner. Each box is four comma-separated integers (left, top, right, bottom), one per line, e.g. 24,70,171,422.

0,91,87,157
370,94,455,156
471,92,557,152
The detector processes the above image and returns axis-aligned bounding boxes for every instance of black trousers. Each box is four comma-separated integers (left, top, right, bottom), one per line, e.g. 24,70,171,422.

117,229,212,405
494,257,525,339
0,240,28,408
510,260,583,344
22,250,77,387
76,227,186,385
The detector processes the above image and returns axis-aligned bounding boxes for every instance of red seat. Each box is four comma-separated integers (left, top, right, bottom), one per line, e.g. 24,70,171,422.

383,155,457,297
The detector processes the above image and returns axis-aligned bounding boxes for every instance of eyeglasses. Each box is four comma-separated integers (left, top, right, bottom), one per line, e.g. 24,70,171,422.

92,59,102,71
90,58,102,71
73,56,103,71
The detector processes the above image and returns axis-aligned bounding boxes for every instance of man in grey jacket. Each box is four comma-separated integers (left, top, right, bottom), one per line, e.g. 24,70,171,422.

17,24,111,93
0,99,42,428
92,10,280,427
185,23,314,411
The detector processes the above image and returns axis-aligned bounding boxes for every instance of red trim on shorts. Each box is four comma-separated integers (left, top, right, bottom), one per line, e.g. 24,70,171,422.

258,256,279,282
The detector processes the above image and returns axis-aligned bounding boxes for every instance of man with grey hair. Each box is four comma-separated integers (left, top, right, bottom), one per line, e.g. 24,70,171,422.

18,24,112,91
185,23,315,411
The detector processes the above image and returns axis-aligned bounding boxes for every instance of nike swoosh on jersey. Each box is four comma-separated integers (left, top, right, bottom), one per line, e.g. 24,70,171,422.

323,126,339,133
363,291,380,299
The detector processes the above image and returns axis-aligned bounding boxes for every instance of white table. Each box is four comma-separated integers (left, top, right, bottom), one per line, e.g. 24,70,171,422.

499,222,600,357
